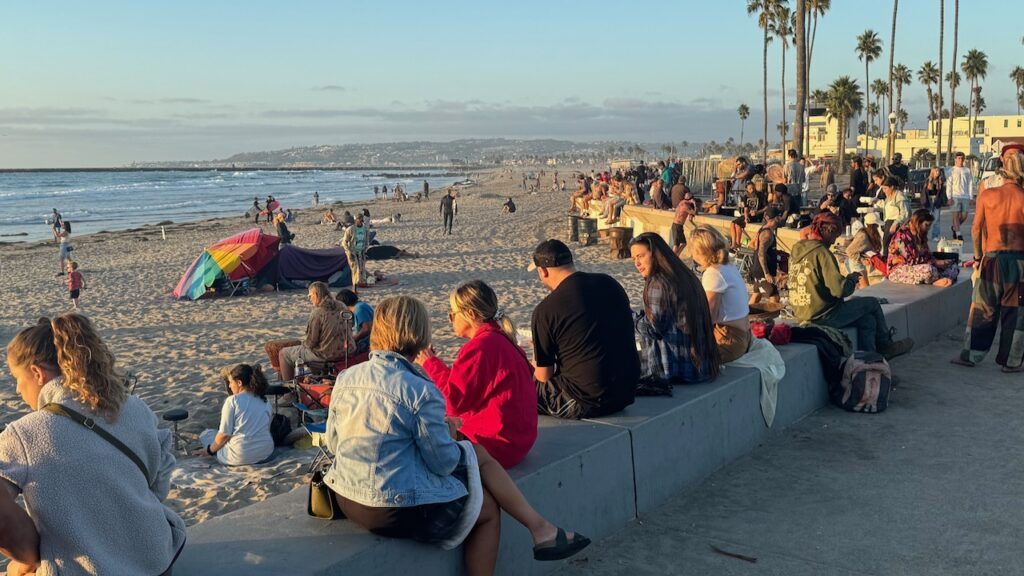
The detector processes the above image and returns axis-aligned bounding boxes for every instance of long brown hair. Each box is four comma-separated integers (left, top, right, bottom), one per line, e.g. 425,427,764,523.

631,232,720,378
907,208,934,249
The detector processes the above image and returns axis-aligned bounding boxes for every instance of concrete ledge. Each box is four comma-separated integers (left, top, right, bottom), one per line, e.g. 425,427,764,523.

175,418,634,576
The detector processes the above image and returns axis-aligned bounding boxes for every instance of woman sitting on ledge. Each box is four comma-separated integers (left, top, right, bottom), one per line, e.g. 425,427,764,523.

886,208,959,287
417,280,536,469
688,226,752,363
630,232,721,385
324,296,590,575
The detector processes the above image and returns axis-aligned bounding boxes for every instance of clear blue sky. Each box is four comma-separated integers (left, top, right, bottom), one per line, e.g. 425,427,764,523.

1,0,1019,167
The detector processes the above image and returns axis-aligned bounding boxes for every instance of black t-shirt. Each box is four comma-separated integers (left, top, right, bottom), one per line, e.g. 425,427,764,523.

888,163,909,185
851,169,868,197
743,192,767,222
532,272,639,411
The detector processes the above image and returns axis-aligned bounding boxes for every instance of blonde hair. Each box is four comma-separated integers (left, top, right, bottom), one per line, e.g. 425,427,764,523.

7,319,59,375
689,226,731,265
369,296,431,358
450,280,517,345
10,315,128,421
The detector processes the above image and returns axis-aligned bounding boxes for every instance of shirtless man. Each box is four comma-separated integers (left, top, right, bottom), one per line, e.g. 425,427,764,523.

954,144,1024,372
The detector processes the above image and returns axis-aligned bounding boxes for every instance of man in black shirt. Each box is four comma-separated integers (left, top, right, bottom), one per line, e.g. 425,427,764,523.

887,152,909,187
529,239,639,419
729,181,767,250
850,157,868,199
439,189,458,235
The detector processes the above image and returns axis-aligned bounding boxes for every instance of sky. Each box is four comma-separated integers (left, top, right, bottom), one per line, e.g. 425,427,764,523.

1,0,1021,167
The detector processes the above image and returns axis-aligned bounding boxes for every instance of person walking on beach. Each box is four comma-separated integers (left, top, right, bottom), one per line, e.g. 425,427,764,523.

313,191,320,207
252,197,262,224
373,185,380,200
423,180,430,199
265,195,275,223
342,215,370,292
954,144,1024,372
381,184,389,201
49,208,63,243
947,152,973,240
56,221,72,276
440,189,458,235
66,261,85,309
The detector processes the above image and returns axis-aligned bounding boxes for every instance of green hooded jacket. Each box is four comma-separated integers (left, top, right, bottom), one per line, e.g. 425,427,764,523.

788,239,858,322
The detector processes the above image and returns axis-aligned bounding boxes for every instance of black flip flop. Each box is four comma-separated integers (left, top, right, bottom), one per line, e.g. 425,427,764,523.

533,527,591,561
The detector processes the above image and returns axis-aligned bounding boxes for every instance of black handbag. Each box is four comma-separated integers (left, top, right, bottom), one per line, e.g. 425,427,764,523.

307,469,344,519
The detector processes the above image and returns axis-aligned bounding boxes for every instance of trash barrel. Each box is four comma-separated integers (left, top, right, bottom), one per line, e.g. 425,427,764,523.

578,218,598,246
567,215,580,242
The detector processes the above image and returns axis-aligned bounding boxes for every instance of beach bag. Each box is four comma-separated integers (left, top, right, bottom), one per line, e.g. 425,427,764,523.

833,351,892,413
307,469,345,519
270,413,292,446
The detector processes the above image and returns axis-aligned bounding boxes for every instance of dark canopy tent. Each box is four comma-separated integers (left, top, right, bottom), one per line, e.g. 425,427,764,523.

255,245,351,290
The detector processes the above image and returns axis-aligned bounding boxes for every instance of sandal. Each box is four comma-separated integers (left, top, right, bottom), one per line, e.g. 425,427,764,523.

533,527,591,561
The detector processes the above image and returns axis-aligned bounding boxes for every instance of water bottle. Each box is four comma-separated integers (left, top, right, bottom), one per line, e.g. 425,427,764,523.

295,359,305,381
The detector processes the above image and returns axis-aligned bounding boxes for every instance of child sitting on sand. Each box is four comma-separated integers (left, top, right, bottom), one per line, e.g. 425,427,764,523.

195,364,274,466
67,261,85,309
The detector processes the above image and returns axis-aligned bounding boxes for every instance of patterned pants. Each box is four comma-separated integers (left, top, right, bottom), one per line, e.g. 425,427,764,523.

960,252,1024,368
888,263,959,285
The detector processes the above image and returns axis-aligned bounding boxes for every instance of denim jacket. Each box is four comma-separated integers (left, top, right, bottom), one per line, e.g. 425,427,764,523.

323,350,467,507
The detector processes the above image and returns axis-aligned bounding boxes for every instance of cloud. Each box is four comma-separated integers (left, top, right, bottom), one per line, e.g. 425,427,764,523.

131,97,210,105
312,85,346,92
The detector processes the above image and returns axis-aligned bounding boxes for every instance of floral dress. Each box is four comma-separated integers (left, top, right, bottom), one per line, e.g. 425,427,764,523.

886,227,959,284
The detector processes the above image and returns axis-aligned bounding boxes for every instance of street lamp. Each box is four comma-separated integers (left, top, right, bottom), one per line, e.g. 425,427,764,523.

887,111,897,165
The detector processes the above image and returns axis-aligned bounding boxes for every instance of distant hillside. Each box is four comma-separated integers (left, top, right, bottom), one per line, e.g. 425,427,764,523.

136,139,693,168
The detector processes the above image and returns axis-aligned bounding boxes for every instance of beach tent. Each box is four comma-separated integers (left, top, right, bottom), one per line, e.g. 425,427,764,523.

173,229,351,300
173,229,281,300
255,245,350,290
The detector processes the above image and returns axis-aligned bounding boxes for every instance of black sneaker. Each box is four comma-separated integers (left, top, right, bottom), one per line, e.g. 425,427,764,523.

881,338,914,360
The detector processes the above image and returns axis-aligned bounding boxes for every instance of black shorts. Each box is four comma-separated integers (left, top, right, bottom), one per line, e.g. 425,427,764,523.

69,289,80,299
732,216,746,227
670,223,686,247
332,460,469,544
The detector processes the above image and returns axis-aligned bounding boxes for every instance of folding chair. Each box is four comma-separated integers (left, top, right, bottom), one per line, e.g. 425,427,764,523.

303,421,334,473
293,380,332,424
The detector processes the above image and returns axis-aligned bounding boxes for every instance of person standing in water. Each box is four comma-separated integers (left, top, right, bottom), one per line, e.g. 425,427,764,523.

440,189,458,235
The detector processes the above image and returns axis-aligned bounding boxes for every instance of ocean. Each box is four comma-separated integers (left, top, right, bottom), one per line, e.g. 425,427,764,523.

0,170,467,243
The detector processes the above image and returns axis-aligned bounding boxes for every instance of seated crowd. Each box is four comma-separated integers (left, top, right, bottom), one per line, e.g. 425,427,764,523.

4,158,954,573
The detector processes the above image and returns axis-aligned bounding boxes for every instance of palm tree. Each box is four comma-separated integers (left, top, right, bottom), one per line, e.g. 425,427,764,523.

777,120,789,146
794,0,807,155
885,0,899,163
748,0,786,164
897,108,909,132
892,64,912,132
1011,67,1024,115
917,62,940,122
825,76,862,170
738,104,751,145
945,0,959,163
871,79,889,139
960,48,988,139
936,0,944,166
769,5,793,151
804,0,830,156
855,29,883,156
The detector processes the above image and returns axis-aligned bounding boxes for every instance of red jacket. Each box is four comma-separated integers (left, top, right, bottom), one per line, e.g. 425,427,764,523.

422,323,537,468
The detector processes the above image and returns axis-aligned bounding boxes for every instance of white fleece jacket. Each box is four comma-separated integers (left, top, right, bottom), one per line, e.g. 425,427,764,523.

0,379,186,575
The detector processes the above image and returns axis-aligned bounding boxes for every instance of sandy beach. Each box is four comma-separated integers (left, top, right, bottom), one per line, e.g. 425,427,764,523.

0,167,651,525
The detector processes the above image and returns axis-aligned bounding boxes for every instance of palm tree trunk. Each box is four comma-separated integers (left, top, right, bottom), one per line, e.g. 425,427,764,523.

781,44,787,150
763,27,769,164
887,0,898,163
864,61,870,157
936,0,944,166
741,119,745,146
946,0,958,163
837,117,847,169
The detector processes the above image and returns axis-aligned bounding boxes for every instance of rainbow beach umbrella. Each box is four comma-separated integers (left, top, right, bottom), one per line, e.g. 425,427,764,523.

172,228,280,300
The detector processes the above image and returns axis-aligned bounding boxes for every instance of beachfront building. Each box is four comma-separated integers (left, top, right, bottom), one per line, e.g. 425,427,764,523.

806,105,1024,161
856,114,1024,161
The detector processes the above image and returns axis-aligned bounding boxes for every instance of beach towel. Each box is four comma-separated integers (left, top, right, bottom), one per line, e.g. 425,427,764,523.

169,447,313,498
438,440,484,551
727,337,786,427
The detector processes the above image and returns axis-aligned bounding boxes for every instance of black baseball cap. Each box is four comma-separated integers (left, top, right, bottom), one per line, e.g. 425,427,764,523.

527,239,574,271
765,206,781,220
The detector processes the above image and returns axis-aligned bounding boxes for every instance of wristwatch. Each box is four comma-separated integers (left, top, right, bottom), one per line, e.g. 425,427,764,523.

207,445,215,456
